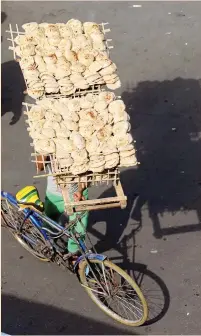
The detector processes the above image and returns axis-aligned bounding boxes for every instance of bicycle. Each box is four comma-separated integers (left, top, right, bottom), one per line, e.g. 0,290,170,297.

1,186,148,327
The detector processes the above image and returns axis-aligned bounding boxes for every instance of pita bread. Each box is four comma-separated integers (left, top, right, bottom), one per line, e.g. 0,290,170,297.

70,163,88,175
96,124,112,141
114,133,133,148
120,155,138,167
99,91,115,103
70,73,84,84
118,143,135,152
86,135,100,153
77,49,94,67
70,131,85,150
41,128,56,139
58,77,72,85
90,153,105,161
96,51,109,62
45,111,62,122
113,121,131,135
60,87,76,95
30,82,44,90
71,62,86,73
59,26,73,39
27,89,44,99
79,97,94,109
83,22,101,35
99,63,117,76
103,74,118,84
58,157,73,168
55,68,71,79
90,31,105,42
93,116,105,131
88,61,102,73
56,127,71,138
89,165,105,173
96,59,112,69
101,141,117,155
28,106,45,121
45,86,59,94
94,101,108,112
85,73,100,84
55,138,74,153
71,35,92,52
67,98,80,112
105,157,119,169
66,19,83,35
34,139,55,154
92,40,106,51
106,80,121,90
20,43,36,57
74,79,89,90
65,50,78,62
22,22,38,33
71,149,88,163
20,56,35,69
43,120,59,130
79,126,94,139
119,148,136,158
79,108,98,121
45,25,60,38
63,119,79,131
104,152,119,162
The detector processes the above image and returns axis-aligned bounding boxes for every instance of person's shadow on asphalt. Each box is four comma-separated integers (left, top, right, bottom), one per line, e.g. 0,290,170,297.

1,60,26,125
88,77,201,325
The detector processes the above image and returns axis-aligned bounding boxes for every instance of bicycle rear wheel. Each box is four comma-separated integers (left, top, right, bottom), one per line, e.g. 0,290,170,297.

1,197,49,261
79,259,148,326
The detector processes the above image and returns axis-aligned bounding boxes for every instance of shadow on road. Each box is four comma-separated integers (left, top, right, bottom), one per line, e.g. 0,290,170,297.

1,60,26,125
89,77,201,243
88,77,201,325
1,11,7,24
1,293,139,335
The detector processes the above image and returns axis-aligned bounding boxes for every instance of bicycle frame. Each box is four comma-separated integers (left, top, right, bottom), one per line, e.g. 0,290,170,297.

1,191,107,270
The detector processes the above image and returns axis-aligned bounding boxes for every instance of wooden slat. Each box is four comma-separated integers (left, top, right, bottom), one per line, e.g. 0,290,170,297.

114,181,127,209
69,202,121,212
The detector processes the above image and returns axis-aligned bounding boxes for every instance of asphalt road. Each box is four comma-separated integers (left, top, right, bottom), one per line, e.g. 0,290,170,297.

1,2,201,335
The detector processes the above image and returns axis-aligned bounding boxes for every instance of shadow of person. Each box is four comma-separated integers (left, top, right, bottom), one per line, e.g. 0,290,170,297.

2,294,139,335
88,168,141,255
1,11,7,24
1,60,26,125
121,78,201,238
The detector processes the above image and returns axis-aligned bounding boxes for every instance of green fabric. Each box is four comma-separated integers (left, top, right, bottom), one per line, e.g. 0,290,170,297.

44,189,89,253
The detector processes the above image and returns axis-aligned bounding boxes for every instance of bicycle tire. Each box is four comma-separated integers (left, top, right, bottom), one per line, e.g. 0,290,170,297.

1,197,49,262
79,259,148,327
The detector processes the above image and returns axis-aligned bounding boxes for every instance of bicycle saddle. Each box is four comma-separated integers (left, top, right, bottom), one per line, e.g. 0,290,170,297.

16,186,44,212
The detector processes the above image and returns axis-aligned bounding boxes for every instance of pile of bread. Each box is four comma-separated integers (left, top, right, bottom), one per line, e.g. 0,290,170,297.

26,91,137,174
14,20,121,98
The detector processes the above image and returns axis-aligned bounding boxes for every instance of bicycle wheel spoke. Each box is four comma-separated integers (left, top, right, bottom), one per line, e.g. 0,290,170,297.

115,295,141,320
116,294,143,318
81,260,147,325
101,262,111,295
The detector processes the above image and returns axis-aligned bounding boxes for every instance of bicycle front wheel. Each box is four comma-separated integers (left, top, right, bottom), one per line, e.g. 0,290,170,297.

79,259,148,326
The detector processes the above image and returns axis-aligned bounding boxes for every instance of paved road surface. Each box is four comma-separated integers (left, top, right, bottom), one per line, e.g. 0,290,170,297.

1,2,201,334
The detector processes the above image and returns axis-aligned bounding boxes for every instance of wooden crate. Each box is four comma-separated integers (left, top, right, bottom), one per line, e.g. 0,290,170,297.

61,178,127,215
6,23,114,99
31,154,127,214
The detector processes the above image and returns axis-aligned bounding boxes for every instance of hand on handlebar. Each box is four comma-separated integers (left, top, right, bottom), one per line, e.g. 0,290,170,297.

73,192,86,202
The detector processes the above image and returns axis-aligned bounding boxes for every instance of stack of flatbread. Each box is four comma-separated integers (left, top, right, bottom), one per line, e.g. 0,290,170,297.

26,91,137,174
14,20,121,98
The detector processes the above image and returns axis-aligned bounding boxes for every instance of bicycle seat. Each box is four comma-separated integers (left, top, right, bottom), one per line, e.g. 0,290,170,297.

16,186,44,212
